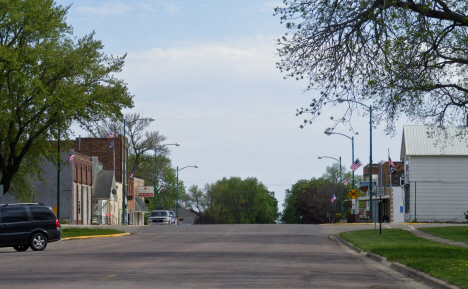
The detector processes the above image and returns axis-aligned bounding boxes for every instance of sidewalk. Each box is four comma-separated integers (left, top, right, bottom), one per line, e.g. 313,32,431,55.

407,228,468,248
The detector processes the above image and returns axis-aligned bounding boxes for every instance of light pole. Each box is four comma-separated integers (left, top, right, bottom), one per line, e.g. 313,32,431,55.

324,130,355,213
318,156,343,218
176,165,198,221
122,117,155,225
337,98,373,219
153,143,180,211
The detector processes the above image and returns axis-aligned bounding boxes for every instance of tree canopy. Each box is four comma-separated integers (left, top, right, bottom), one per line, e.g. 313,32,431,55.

189,177,279,224
0,0,133,195
281,164,360,224
275,0,468,133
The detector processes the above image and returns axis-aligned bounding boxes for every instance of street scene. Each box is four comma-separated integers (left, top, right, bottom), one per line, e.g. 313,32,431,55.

2,0,468,288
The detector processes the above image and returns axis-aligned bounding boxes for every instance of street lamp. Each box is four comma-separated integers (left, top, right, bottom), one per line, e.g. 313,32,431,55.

337,98,373,219
176,165,198,221
153,143,180,211
122,117,155,225
324,130,356,213
318,155,343,218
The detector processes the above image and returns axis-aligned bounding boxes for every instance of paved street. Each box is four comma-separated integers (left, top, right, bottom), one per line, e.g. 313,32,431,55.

0,224,433,289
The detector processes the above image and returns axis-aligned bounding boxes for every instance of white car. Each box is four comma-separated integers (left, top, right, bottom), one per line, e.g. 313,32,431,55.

148,210,172,225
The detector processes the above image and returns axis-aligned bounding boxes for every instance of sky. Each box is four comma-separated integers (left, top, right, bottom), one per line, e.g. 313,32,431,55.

61,0,406,211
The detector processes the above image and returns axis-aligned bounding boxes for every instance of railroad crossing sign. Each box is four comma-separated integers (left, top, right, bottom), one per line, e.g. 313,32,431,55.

348,189,358,199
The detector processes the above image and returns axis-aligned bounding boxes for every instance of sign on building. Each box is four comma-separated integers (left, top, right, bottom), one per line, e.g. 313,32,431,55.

137,186,154,197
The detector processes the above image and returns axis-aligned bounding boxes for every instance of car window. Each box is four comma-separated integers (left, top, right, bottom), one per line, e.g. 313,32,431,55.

0,207,28,223
29,207,56,220
150,211,168,217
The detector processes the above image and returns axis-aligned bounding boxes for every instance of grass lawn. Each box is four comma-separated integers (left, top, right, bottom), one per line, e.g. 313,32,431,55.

340,229,468,288
61,228,125,238
419,226,468,244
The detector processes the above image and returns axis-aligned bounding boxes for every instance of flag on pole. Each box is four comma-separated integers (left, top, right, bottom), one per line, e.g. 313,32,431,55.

388,149,395,174
67,153,74,164
350,158,362,171
343,179,348,186
331,194,337,203
129,172,134,178
107,131,114,139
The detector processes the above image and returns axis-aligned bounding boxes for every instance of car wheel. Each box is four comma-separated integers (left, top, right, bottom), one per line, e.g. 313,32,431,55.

13,245,29,252
29,233,47,251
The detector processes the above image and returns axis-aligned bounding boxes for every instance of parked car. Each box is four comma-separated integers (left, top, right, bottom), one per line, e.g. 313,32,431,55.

168,211,176,225
148,210,172,225
0,203,61,251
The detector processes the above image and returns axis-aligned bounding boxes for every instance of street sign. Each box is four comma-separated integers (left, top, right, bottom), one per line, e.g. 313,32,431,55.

375,186,385,197
348,189,359,199
358,181,377,187
137,186,154,197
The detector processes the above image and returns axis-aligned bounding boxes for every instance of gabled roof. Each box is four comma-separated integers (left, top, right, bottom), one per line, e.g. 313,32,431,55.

401,125,468,159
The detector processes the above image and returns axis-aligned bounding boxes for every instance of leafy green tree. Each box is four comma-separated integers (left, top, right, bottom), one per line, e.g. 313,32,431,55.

0,0,132,195
275,0,468,132
187,185,204,212
195,177,279,224
281,178,336,224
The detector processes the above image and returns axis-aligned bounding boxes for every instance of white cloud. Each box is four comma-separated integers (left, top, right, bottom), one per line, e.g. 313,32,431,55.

76,2,132,17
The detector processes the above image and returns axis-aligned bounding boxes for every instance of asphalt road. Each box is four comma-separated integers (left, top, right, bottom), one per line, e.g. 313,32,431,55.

0,224,434,289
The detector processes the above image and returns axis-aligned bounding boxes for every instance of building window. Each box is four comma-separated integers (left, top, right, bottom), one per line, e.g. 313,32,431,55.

78,201,81,215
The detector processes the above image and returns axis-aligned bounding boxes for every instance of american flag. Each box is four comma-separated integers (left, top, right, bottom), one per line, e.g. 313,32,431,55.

389,149,395,174
331,194,337,203
67,153,74,164
129,172,134,178
343,179,348,186
107,131,114,139
350,158,362,172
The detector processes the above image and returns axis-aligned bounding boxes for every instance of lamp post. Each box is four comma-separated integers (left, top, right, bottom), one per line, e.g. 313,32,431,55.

324,130,355,213
176,165,198,221
318,156,343,218
122,117,155,225
337,98,373,219
153,143,180,211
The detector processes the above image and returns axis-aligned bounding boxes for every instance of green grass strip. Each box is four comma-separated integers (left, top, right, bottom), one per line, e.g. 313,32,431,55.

340,229,468,288
419,226,468,245
61,228,125,238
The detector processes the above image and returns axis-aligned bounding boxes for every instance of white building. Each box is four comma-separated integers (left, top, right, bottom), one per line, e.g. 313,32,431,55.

401,125,468,222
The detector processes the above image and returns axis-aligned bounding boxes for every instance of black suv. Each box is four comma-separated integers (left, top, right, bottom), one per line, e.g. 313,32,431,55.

0,203,61,251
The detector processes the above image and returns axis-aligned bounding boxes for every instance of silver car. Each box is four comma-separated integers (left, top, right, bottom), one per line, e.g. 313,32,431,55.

168,211,176,225
148,210,172,225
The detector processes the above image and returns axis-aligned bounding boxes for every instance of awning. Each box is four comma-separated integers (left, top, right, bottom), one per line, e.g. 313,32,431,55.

134,197,149,213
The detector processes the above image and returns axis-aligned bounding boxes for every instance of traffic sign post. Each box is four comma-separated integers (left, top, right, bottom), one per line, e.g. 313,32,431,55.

375,186,385,197
375,186,385,234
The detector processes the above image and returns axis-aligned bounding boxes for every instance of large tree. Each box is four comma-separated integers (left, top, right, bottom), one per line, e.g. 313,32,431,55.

193,177,279,224
275,0,468,133
90,112,167,176
0,0,133,195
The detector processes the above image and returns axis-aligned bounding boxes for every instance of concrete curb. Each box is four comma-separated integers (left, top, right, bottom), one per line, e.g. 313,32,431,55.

332,234,459,289
63,232,130,240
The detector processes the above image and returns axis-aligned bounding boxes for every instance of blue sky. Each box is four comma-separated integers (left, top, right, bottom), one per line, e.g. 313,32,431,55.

61,0,405,211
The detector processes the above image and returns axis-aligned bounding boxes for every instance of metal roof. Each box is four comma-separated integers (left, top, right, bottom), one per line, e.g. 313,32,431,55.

401,125,468,159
